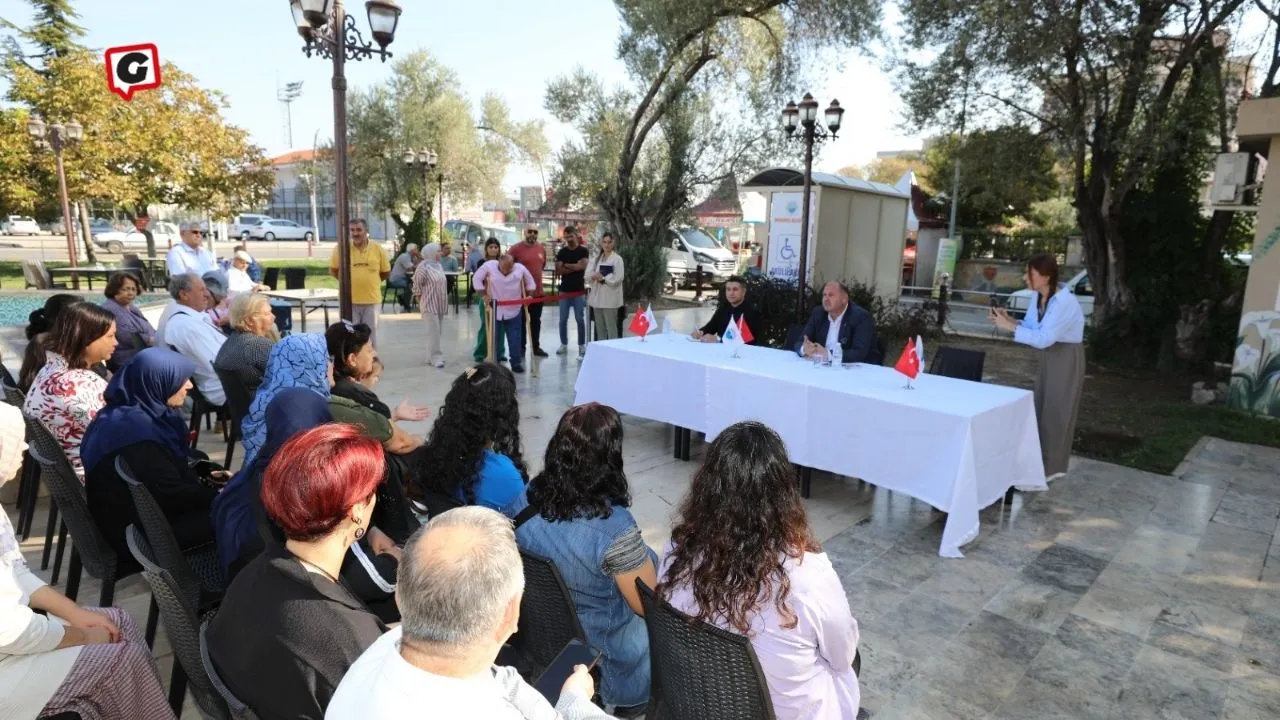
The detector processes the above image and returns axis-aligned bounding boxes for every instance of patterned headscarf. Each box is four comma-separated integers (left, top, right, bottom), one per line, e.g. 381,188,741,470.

238,333,330,467
0,403,30,565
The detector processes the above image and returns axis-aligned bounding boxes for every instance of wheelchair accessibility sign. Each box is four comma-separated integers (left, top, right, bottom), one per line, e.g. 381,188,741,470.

766,191,817,283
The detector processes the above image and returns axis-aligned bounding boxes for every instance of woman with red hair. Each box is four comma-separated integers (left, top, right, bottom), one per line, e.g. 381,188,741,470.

206,424,392,720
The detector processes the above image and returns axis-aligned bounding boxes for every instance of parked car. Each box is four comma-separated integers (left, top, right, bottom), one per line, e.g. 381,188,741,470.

249,218,315,241
1006,269,1095,320
445,220,520,251
1,215,41,236
92,221,181,254
665,227,737,286
232,213,271,240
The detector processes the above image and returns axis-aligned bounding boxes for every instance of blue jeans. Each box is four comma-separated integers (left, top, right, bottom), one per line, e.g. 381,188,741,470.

387,276,410,309
497,316,525,368
559,295,586,347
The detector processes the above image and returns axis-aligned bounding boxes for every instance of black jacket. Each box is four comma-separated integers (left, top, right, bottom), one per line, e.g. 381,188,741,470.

699,299,763,345
796,304,880,364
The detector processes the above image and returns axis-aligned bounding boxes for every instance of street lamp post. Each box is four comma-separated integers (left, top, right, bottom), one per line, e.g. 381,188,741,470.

402,149,438,247
781,94,843,321
437,173,444,245
27,116,83,280
289,0,402,320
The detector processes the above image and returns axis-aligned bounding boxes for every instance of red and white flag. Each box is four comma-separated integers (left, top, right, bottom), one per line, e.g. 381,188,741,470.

894,338,920,380
738,316,754,344
629,304,656,337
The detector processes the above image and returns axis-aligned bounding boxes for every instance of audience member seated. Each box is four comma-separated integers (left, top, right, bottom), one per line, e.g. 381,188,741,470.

796,281,880,365
0,404,177,720
213,388,332,578
201,270,231,329
156,273,227,406
238,333,332,467
165,222,216,277
22,302,117,482
326,507,615,720
407,363,527,519
387,243,420,312
326,320,429,423
213,293,280,395
508,403,656,713
658,421,861,719
80,348,222,574
692,275,762,345
18,294,88,391
101,271,157,370
207,424,391,720
227,250,270,295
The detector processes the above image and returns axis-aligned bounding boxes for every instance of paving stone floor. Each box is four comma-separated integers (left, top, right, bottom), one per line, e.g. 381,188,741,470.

4,304,1280,719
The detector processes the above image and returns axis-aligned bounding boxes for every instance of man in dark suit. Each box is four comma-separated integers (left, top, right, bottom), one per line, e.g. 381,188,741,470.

796,281,881,364
692,275,763,345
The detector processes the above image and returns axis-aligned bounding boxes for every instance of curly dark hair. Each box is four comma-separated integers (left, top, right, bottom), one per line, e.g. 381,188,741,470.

408,362,528,506
657,421,818,635
528,403,630,522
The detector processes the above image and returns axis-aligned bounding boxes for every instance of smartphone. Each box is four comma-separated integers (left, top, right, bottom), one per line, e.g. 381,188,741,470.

189,459,223,477
533,639,601,706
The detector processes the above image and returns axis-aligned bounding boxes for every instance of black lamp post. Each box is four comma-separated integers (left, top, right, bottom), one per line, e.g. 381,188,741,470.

782,93,844,321
402,149,438,247
27,116,84,280
289,0,402,320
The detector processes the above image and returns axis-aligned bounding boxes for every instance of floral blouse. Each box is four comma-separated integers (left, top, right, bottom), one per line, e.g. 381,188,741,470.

21,352,108,482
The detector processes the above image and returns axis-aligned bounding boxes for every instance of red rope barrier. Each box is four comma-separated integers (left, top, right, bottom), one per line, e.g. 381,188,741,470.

492,291,587,307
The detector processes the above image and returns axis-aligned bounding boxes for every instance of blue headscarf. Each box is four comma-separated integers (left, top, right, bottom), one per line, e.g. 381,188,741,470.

239,333,330,467
80,347,196,473
212,388,332,574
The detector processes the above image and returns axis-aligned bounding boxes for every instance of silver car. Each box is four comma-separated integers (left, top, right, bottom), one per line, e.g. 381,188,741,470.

249,218,315,242
92,221,181,253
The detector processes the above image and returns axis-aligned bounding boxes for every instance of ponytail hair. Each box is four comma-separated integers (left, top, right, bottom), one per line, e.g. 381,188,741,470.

25,293,81,340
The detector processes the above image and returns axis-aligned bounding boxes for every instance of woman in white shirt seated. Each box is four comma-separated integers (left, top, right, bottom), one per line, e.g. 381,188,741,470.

990,252,1086,480
0,403,174,720
658,421,861,720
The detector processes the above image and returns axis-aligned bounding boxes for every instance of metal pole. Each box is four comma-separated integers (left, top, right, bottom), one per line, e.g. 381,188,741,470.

438,173,444,245
308,182,319,258
52,139,79,281
331,0,353,320
946,77,969,244
422,168,430,247
796,124,815,321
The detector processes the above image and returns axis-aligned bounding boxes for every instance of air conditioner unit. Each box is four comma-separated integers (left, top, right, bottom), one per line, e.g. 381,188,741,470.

1212,152,1260,205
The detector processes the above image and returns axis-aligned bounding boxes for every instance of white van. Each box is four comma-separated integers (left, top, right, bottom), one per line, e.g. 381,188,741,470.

666,227,737,285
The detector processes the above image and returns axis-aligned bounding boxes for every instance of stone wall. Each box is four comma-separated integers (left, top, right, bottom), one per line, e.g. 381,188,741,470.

951,259,1084,302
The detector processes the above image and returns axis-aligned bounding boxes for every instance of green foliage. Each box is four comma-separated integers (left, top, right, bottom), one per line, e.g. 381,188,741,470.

957,231,1068,262
1023,197,1077,233
397,211,438,256
920,126,1058,229
837,152,931,191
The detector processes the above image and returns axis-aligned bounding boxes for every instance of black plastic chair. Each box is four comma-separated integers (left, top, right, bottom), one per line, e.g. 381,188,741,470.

784,325,805,354
510,548,591,682
637,580,776,720
125,526,230,719
282,267,307,290
262,267,280,291
928,346,986,382
200,613,258,719
24,418,161,644
165,344,225,444
1,379,44,543
116,456,226,613
212,368,253,468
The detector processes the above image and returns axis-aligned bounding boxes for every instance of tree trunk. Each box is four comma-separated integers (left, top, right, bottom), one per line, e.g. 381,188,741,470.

137,205,157,259
76,201,96,264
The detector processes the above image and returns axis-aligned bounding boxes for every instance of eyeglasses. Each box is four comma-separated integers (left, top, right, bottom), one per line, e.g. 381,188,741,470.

188,230,203,236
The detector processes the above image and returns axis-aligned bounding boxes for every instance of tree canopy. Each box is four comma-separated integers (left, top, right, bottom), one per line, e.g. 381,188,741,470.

920,126,1059,229
837,152,930,191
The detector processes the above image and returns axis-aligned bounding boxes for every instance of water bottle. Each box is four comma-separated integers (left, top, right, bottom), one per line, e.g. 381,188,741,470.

662,317,673,337
830,344,842,367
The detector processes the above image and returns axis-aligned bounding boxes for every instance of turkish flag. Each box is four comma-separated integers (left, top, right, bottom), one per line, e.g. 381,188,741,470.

628,304,651,336
738,316,754,344
894,338,920,380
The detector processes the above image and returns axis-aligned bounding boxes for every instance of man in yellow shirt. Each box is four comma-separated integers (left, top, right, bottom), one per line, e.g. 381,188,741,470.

329,218,391,348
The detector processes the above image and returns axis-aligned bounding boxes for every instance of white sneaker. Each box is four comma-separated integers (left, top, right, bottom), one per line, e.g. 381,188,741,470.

432,359,445,368
578,345,586,359
555,346,568,356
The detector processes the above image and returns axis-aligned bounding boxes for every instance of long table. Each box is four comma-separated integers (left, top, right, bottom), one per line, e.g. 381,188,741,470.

261,288,338,333
573,338,1047,557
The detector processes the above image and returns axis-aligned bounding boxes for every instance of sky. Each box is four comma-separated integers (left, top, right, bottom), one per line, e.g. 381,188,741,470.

0,0,928,193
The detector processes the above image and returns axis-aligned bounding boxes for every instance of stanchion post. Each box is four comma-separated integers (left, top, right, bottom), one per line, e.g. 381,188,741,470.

523,285,538,378
485,296,495,363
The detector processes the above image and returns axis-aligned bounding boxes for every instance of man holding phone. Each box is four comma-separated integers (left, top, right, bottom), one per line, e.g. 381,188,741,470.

326,507,615,719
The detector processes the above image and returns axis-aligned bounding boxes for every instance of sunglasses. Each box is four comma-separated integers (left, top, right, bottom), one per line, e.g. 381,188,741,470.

189,230,203,236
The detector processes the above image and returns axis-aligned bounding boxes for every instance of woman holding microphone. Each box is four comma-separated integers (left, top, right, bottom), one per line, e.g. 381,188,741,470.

990,253,1085,481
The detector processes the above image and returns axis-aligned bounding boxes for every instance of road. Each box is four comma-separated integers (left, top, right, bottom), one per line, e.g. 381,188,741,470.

0,234,354,263
899,295,1007,338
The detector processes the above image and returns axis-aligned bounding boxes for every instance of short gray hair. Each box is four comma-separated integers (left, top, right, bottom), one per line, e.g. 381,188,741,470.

167,272,202,300
202,271,227,302
397,507,524,652
179,221,201,233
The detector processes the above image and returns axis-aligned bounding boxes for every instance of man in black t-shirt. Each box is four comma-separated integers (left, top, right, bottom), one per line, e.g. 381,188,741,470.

693,275,763,345
554,226,591,358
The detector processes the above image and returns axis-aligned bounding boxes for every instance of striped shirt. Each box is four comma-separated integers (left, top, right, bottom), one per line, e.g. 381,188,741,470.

412,261,448,315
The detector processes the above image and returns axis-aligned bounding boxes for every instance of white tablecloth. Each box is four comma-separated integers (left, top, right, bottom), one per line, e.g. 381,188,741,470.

573,337,1047,557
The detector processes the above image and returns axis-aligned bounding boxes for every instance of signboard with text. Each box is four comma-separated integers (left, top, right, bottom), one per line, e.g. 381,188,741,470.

765,191,817,283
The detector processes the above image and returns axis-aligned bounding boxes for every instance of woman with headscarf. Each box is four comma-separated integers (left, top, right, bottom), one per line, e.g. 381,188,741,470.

80,348,222,573
237,333,332,468
413,242,449,368
0,403,176,720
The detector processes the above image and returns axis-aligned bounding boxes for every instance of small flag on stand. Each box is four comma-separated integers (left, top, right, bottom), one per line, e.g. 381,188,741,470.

723,317,744,356
629,304,656,338
895,338,920,388
738,316,754,344
915,334,925,370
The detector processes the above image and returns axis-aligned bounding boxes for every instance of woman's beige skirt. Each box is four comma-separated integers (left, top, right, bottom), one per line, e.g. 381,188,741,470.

1034,341,1086,477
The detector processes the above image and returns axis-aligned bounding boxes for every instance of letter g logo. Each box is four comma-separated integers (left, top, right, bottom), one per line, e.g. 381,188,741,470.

105,44,162,101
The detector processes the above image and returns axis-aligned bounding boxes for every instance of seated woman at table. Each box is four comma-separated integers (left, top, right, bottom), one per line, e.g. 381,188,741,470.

407,362,527,519
80,348,222,574
101,271,157,370
18,294,88,391
213,293,280,395
658,421,861,719
22,302,118,482
507,402,656,713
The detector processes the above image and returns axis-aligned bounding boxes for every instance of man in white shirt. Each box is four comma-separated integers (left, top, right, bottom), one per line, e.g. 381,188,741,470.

387,243,420,312
157,273,227,406
227,250,268,295
326,507,614,720
797,281,880,365
166,222,217,277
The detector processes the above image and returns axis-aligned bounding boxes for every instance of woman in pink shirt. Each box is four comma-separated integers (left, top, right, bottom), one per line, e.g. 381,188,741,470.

658,421,861,719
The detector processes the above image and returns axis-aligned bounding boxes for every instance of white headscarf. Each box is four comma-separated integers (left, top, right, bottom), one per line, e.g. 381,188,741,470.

421,242,442,267
0,403,28,565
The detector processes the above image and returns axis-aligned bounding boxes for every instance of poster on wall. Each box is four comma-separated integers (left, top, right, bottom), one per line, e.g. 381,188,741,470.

766,191,818,283
931,237,958,299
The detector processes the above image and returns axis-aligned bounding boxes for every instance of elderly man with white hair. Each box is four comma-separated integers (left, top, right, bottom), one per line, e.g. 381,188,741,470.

156,272,227,405
389,242,421,312
166,221,217,276
412,242,449,368
327,507,615,719
227,250,270,295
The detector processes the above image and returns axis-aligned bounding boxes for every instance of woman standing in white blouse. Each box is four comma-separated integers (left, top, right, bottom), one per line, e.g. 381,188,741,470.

0,403,174,720
991,253,1086,480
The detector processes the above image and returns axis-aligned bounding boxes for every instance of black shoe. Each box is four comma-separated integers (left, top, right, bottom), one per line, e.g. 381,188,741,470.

532,347,549,358
512,364,525,373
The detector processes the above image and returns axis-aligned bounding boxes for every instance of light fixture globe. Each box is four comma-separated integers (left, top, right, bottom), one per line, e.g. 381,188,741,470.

26,115,45,138
65,120,84,142
798,93,819,124
425,150,438,167
298,0,331,29
824,99,844,134
781,101,799,135
403,149,417,168
289,0,314,40
366,0,402,49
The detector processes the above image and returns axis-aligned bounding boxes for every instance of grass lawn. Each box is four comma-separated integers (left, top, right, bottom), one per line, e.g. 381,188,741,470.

946,337,1280,474
259,259,337,289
